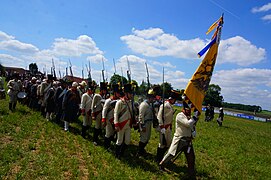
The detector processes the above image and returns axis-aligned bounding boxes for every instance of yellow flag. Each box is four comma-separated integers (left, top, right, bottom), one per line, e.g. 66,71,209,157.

184,43,218,113
206,17,222,35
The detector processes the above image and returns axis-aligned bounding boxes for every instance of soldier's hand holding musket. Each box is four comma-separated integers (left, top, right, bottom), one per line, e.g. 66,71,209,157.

115,126,120,132
81,109,86,116
102,118,107,127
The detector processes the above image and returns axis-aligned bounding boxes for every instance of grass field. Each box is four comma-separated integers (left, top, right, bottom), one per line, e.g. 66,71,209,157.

1,97,271,179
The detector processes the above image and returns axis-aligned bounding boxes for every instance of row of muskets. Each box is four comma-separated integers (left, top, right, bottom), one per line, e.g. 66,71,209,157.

49,57,180,133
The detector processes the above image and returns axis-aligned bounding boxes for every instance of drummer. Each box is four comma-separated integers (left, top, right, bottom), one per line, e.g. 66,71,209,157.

7,72,20,111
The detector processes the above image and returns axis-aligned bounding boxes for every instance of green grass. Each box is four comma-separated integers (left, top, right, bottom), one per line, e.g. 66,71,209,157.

1,98,271,179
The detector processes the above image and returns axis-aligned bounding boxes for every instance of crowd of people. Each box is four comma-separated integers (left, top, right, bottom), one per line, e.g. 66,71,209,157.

2,72,201,179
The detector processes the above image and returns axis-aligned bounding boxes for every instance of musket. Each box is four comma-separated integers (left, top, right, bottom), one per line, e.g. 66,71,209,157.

145,62,150,90
145,62,159,128
59,69,62,79
126,57,131,83
121,67,124,87
113,58,117,75
102,58,105,82
126,58,136,129
161,67,167,146
69,59,73,77
81,63,84,80
52,58,56,79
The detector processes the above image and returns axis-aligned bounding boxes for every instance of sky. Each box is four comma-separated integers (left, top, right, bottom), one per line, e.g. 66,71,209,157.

0,0,270,110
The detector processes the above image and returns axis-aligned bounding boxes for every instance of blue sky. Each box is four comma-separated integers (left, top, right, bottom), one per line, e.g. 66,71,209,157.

0,0,270,110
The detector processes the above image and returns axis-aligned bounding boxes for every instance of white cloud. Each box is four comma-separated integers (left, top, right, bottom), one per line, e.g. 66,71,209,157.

0,54,24,67
87,54,107,64
262,14,271,21
218,36,266,66
151,60,176,68
0,31,14,41
212,68,271,110
252,3,271,13
121,28,205,59
121,28,265,66
0,40,39,54
52,35,103,57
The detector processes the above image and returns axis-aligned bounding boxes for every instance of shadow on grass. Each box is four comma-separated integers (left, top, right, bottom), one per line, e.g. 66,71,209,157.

119,144,159,173
163,161,210,179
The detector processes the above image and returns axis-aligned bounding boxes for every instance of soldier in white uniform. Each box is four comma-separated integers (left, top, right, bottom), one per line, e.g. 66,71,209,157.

156,90,180,163
7,73,20,111
81,83,94,138
159,103,199,178
102,84,121,150
39,74,53,117
136,88,156,157
114,83,135,159
91,82,107,145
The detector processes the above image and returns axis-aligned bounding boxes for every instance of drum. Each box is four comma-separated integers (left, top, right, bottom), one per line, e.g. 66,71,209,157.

17,92,27,99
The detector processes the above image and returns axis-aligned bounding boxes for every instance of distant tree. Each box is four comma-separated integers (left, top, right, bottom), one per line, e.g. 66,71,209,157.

139,80,148,95
203,84,224,107
110,74,127,86
29,63,38,75
161,82,173,98
223,102,262,113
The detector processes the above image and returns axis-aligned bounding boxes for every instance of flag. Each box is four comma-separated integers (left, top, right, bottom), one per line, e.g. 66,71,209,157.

206,16,223,35
184,15,223,113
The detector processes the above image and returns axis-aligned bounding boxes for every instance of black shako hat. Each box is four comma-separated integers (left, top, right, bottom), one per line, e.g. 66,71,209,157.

100,82,107,91
47,74,54,81
124,83,133,93
169,90,182,101
112,84,120,93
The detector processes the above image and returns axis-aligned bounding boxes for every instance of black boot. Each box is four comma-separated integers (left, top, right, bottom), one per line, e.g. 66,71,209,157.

137,141,147,157
93,128,99,146
120,143,127,157
82,126,87,138
12,102,16,110
9,103,12,111
156,147,165,164
104,137,111,149
115,144,122,159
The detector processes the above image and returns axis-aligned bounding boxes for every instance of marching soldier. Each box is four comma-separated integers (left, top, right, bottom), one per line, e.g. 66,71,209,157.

81,83,94,138
159,103,199,178
7,72,20,111
114,83,135,159
156,90,180,163
62,82,81,131
54,80,66,122
102,84,121,150
91,82,107,145
136,88,156,157
39,74,53,117
45,81,58,121
78,80,87,98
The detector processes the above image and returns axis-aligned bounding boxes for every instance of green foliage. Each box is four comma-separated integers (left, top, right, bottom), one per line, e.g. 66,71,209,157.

1,98,271,179
223,102,262,113
161,82,173,98
203,84,223,107
110,74,127,86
